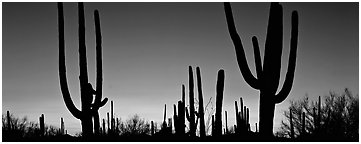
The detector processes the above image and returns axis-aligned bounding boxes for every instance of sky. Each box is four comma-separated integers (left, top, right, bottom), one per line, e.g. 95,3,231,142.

2,2,358,135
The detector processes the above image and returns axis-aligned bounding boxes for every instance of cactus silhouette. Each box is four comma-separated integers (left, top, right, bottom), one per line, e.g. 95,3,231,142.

187,66,196,137
289,108,294,139
196,67,206,138
60,117,65,135
173,85,186,136
58,2,108,137
214,69,225,136
7,111,11,131
39,114,45,136
224,2,298,137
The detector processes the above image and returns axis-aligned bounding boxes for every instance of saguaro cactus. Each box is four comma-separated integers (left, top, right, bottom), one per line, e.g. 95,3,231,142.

196,67,206,138
224,2,298,137
289,108,294,139
188,66,196,137
58,2,108,137
215,69,225,136
7,111,11,131
39,114,45,136
61,117,65,135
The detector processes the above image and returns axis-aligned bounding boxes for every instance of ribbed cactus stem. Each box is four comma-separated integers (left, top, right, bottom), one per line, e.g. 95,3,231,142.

215,69,225,136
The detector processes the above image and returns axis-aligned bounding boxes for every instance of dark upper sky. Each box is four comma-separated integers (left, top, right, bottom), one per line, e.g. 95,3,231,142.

3,2,358,135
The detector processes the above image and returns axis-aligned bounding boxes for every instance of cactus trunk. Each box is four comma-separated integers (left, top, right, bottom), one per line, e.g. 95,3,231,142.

39,114,45,136
196,67,206,138
188,66,196,137
7,111,11,131
215,69,225,136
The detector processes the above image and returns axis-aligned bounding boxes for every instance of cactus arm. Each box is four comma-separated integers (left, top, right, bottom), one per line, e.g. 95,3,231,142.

58,2,82,120
185,107,190,121
224,2,259,89
252,36,263,80
274,11,298,104
182,84,185,103
93,9,108,108
78,2,89,84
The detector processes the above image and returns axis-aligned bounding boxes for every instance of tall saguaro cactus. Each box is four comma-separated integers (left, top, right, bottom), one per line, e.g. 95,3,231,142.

224,2,298,137
188,66,196,137
58,2,108,137
215,69,225,136
196,67,206,138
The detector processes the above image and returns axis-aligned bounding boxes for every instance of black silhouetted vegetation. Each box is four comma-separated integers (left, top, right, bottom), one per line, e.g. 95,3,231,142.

58,2,108,138
276,88,359,141
224,2,299,138
3,2,358,142
2,112,73,142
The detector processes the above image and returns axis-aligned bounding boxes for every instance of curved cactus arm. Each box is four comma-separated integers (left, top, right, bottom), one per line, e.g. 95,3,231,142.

274,11,298,104
252,36,263,80
78,2,89,84
93,9,108,108
58,2,82,120
224,2,259,89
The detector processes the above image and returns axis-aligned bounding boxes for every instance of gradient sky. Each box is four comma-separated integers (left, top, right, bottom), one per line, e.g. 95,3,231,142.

2,2,358,135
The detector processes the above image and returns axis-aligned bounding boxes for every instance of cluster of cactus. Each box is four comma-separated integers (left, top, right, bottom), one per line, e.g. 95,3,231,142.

164,66,225,137
173,85,186,136
234,97,250,134
99,100,119,135
159,104,172,135
58,2,108,137
224,2,299,137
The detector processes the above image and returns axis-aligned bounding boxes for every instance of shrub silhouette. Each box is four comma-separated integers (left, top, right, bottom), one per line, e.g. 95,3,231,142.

2,112,65,141
278,88,359,141
119,115,150,137
224,2,299,137
58,2,108,137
